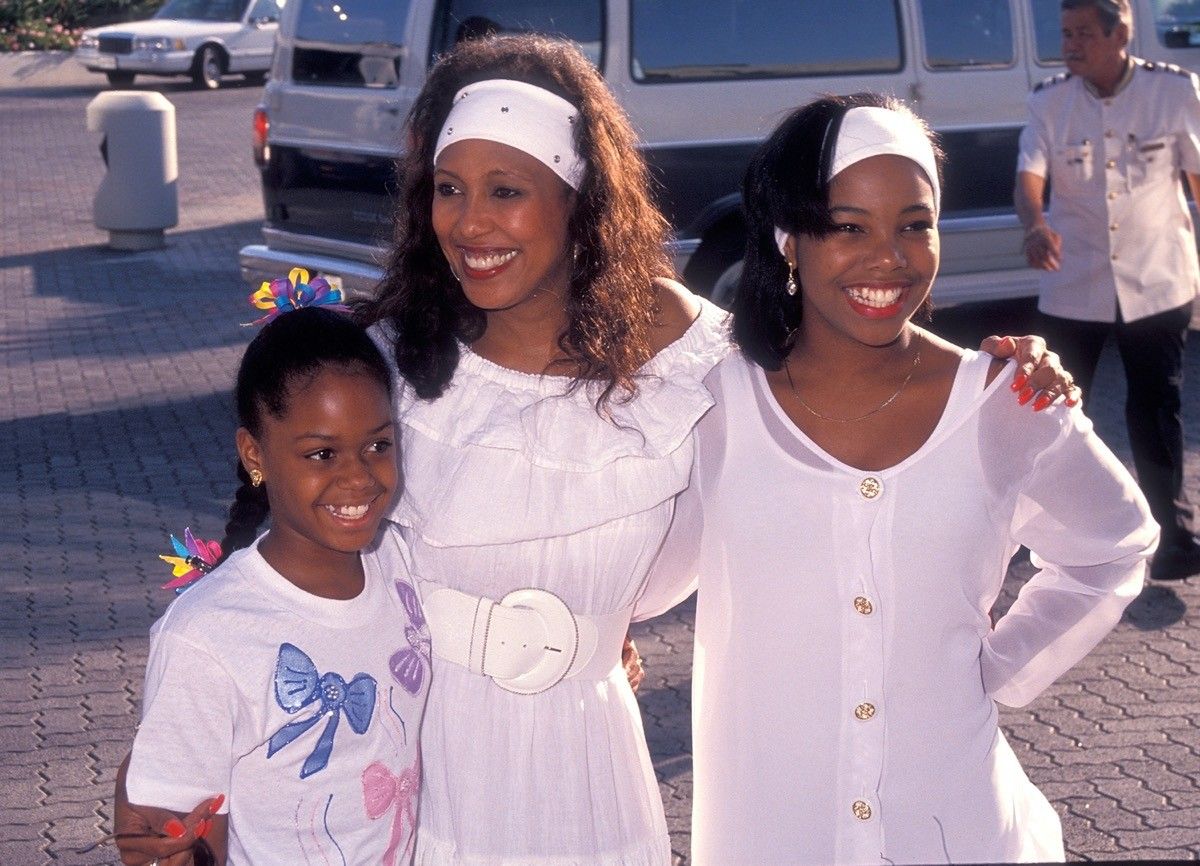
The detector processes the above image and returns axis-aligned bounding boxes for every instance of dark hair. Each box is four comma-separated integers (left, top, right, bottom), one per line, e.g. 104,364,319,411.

732,93,942,371
220,308,393,560
356,34,673,408
1061,0,1130,36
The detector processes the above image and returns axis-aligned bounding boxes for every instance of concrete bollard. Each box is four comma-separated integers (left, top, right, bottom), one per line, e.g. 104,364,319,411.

86,91,178,251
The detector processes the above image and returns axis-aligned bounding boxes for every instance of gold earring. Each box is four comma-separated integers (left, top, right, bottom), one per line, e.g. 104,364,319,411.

785,265,798,296
249,469,264,488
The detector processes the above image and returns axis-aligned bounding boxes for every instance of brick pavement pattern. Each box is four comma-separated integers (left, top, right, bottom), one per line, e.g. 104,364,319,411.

2,55,1200,864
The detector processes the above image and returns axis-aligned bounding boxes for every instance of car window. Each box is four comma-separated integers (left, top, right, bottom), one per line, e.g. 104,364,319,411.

249,0,283,22
1153,0,1200,47
155,0,249,22
295,0,411,45
919,0,1014,68
1029,0,1063,64
429,1,604,67
629,0,903,83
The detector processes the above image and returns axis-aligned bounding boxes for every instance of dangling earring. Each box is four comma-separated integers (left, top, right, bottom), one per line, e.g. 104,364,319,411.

785,265,798,296
249,469,264,488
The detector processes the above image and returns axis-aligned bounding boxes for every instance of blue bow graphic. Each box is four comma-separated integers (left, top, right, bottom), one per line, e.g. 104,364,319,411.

267,643,377,779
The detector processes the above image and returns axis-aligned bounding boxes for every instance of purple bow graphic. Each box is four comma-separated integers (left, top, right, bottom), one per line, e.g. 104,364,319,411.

389,580,430,696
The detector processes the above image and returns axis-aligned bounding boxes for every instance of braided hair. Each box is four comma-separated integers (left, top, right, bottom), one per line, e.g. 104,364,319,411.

219,308,393,561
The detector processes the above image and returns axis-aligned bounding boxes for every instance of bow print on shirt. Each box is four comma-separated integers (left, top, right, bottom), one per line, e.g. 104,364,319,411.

267,642,377,779
362,756,420,866
388,580,430,695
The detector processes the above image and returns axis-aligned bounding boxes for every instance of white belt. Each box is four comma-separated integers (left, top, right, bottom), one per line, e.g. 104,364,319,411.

420,584,632,695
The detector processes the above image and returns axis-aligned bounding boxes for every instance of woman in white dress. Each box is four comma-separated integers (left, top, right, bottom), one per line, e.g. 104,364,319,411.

639,93,1158,864
110,42,1081,866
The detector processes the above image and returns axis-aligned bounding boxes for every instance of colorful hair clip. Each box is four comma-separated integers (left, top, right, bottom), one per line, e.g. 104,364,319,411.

244,267,350,326
159,527,222,594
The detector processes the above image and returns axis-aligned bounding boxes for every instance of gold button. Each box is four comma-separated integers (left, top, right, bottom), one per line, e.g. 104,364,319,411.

855,702,876,720
1106,158,1116,169
1107,190,1117,200
853,596,874,615
1105,129,1114,138
852,799,873,820
1109,222,1118,231
1111,253,1119,261
859,477,882,500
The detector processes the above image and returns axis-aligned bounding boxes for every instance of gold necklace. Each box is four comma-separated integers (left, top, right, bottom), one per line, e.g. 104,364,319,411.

784,338,922,424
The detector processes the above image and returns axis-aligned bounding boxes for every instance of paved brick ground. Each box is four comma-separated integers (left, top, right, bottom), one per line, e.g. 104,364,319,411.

2,56,1200,865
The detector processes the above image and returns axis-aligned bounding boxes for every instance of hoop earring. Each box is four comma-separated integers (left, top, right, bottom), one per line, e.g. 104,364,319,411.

785,265,798,297
249,469,264,488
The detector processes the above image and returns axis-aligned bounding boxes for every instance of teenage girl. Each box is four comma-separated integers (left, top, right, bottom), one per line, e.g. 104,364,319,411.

118,307,427,865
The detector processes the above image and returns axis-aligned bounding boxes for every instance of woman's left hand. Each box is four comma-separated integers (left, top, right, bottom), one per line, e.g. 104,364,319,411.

980,334,1081,411
622,636,645,694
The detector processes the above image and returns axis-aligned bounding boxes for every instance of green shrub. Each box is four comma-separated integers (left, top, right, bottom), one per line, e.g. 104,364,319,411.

0,0,164,51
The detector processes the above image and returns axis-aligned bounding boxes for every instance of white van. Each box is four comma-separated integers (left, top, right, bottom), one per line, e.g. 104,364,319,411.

239,0,1200,306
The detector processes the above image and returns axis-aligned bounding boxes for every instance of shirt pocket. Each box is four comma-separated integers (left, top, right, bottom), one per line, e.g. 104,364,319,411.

1052,140,1094,190
1129,135,1177,188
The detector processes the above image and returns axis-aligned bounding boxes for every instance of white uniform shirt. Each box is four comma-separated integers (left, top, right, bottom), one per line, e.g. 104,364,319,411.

128,532,428,866
1018,58,1200,323
639,350,1157,865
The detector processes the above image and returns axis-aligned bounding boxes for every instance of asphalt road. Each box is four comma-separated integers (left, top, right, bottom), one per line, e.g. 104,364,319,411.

2,53,1200,863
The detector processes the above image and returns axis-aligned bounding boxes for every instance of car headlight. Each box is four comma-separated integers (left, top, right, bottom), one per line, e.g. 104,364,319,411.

77,34,98,50
133,35,176,52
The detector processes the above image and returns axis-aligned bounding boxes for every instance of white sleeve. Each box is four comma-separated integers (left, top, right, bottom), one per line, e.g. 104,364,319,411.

126,627,237,813
981,408,1158,707
1016,94,1051,178
1175,73,1200,175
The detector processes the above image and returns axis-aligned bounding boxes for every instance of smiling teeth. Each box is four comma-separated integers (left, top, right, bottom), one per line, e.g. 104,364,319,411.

847,286,902,308
326,504,369,519
463,250,518,270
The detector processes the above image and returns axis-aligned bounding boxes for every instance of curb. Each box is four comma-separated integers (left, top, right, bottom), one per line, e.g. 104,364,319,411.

0,49,100,89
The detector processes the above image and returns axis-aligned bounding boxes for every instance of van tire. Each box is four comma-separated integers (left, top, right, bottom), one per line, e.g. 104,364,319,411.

192,44,225,90
683,219,745,306
709,260,744,309
105,71,136,87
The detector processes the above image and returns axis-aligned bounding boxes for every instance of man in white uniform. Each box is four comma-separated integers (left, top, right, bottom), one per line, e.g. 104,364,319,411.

1015,0,1200,580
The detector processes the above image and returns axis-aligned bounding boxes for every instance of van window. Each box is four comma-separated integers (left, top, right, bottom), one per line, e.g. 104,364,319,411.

429,1,605,67
919,0,1014,68
1153,0,1200,48
629,0,903,83
1029,0,1064,64
295,0,410,45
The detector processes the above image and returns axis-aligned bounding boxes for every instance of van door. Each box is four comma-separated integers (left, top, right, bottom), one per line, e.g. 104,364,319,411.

907,0,1035,297
613,0,916,295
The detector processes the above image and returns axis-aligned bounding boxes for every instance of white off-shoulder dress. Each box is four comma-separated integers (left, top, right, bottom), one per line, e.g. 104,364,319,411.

373,300,729,865
639,349,1157,865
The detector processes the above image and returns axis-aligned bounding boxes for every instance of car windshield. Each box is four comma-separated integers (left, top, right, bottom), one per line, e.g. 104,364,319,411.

154,0,248,22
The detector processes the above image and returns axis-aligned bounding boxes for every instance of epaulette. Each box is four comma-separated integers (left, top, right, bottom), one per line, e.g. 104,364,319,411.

1033,71,1071,93
1138,59,1195,79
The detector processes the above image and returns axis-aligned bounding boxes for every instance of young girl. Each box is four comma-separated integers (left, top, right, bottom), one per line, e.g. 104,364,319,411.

641,94,1158,864
122,306,427,865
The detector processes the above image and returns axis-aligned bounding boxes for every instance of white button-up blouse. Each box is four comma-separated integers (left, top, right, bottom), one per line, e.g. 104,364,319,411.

637,349,1157,865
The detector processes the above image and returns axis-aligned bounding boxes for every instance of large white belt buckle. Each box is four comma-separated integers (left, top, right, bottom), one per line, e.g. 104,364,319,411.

491,589,578,695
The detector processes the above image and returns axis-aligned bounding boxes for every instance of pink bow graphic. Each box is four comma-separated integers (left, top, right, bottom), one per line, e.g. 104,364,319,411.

362,757,419,865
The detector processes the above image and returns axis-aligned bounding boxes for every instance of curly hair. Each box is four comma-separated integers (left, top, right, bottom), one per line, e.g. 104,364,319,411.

733,92,942,371
356,35,673,407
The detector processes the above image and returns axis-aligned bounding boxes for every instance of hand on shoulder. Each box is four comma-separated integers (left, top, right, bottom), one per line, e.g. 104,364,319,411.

648,277,704,355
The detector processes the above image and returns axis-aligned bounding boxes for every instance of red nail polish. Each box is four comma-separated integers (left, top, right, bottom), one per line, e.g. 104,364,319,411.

1017,386,1035,405
197,818,211,839
1010,371,1029,392
164,818,186,838
1033,394,1052,412
208,794,226,815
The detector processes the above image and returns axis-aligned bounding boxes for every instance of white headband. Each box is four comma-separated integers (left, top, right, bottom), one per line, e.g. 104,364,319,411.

775,105,940,258
433,79,585,190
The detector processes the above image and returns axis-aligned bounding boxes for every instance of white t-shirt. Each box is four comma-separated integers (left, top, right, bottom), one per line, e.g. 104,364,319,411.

128,530,428,866
641,349,1157,865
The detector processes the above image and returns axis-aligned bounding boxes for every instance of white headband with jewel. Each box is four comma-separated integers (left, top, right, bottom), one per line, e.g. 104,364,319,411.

775,105,940,257
433,78,585,190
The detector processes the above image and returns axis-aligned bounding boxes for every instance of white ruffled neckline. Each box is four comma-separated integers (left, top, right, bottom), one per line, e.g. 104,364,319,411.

396,298,730,472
